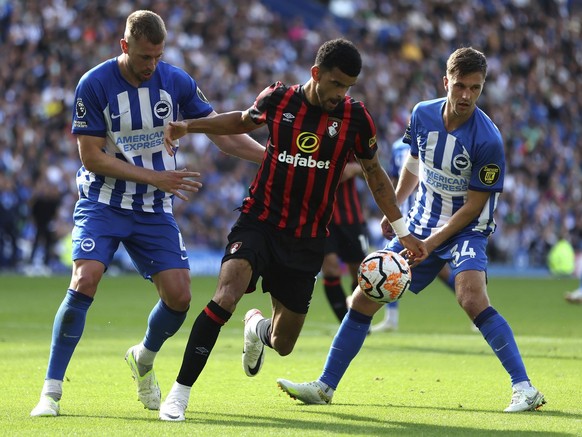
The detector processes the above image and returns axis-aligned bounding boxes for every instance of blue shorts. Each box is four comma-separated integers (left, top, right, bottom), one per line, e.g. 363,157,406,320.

72,199,189,279
385,232,488,294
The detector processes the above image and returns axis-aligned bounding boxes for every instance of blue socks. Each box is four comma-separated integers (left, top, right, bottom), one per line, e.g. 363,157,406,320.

143,299,188,352
319,305,529,391
45,291,187,381
474,306,529,385
46,290,93,380
319,309,372,390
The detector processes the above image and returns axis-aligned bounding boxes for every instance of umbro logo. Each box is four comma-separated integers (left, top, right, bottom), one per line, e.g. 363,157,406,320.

195,347,209,356
282,113,295,122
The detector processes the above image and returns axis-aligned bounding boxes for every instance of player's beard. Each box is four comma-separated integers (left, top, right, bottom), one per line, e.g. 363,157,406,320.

128,62,154,83
138,70,154,82
315,85,340,113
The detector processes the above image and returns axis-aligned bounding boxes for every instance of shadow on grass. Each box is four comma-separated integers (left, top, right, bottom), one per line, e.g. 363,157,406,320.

361,343,582,361
300,401,578,419
53,405,578,436
158,408,572,436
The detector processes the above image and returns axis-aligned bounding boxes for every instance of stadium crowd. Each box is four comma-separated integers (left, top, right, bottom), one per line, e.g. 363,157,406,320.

1,0,581,274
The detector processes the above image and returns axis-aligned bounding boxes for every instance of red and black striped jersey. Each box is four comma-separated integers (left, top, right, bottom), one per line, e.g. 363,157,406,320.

331,158,365,226
242,82,377,238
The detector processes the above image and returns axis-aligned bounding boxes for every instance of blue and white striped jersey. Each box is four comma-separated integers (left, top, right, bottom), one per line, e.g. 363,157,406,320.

72,58,213,214
403,97,504,238
389,138,415,216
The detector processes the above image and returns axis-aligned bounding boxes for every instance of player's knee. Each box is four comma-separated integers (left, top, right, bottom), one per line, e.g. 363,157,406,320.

71,267,102,295
456,287,489,316
176,292,192,310
212,291,238,314
74,275,100,294
165,290,191,312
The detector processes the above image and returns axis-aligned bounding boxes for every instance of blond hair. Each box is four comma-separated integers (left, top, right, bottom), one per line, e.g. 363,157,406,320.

124,10,166,45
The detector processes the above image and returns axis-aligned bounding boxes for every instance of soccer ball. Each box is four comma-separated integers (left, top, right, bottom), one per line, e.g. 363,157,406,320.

357,250,412,304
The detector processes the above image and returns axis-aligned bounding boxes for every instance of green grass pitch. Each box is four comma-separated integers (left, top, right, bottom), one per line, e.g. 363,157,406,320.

1,274,580,436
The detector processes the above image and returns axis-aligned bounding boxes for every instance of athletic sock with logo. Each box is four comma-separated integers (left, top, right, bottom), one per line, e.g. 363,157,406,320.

176,300,231,387
143,299,188,352
319,308,372,390
474,306,529,384
46,289,93,380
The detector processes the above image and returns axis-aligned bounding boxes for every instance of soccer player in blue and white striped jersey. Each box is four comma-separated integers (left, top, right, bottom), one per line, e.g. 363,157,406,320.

371,137,455,332
278,47,545,413
30,10,264,418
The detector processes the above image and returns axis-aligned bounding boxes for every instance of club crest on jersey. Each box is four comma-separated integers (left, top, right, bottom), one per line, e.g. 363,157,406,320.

327,118,342,138
229,242,242,254
154,100,172,119
479,164,501,185
453,153,470,171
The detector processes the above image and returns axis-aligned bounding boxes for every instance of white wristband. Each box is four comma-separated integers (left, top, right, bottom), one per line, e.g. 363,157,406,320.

391,217,410,238
404,154,419,176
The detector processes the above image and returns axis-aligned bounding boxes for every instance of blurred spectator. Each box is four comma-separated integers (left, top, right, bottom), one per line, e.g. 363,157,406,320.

1,0,581,273
0,174,23,269
28,173,62,269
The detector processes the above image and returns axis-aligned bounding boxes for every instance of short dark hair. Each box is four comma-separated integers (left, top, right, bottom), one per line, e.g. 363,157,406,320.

446,47,488,78
124,10,167,45
315,38,362,77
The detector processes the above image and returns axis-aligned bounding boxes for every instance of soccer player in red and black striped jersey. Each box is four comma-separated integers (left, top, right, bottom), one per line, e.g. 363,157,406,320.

322,157,369,323
158,38,427,421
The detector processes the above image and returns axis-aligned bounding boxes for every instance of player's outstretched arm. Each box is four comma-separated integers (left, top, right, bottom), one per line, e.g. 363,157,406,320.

78,135,202,201
359,155,427,263
163,110,263,158
163,120,189,156
423,190,491,253
207,109,265,164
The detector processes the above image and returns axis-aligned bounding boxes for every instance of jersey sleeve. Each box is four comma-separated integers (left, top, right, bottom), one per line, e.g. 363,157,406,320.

352,103,378,160
402,107,418,157
247,82,283,125
469,132,505,192
173,70,213,120
72,73,108,137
